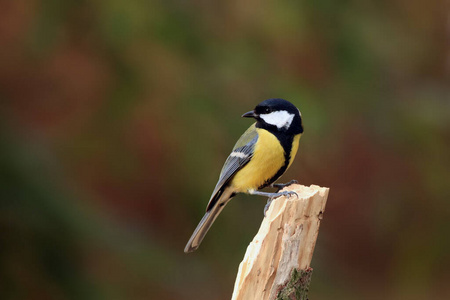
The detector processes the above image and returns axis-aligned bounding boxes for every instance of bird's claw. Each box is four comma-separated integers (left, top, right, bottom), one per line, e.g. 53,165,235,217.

271,180,298,191
264,198,273,217
279,190,298,199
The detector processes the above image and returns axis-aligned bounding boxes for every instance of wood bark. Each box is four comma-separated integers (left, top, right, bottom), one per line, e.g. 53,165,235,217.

231,184,329,300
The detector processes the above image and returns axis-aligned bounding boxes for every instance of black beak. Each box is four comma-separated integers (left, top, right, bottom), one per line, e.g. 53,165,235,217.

242,110,257,118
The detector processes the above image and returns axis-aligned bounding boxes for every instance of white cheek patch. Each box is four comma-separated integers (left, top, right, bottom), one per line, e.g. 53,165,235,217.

260,110,295,129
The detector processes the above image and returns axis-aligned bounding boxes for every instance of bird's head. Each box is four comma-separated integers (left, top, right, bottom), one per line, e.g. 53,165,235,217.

242,98,303,134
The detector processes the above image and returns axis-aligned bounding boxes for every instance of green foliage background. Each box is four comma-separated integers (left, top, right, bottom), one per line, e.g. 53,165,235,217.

1,1,449,299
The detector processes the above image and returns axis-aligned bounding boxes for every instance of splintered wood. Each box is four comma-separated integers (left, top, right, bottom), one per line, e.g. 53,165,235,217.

231,184,329,300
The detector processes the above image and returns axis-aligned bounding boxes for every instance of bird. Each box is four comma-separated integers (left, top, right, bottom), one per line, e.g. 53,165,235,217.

184,98,304,253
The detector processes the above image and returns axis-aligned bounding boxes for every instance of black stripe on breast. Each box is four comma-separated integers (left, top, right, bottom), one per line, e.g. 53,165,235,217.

258,131,294,189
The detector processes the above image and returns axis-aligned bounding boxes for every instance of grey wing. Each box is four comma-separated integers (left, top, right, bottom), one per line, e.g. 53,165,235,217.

206,126,258,211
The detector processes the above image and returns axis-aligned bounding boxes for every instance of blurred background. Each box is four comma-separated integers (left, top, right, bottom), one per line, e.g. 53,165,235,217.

1,0,449,299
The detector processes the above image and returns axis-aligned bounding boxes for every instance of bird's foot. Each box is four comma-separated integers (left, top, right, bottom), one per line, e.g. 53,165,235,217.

249,189,298,217
263,191,298,216
264,198,273,216
275,190,299,199
249,189,298,199
271,180,298,191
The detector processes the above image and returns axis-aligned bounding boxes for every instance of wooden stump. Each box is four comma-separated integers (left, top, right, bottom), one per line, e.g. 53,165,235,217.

231,184,329,300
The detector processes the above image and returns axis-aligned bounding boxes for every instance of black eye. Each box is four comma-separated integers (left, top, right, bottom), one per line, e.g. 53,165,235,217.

264,107,271,113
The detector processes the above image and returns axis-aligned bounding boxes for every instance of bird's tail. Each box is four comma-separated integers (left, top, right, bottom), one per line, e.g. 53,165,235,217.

184,189,233,253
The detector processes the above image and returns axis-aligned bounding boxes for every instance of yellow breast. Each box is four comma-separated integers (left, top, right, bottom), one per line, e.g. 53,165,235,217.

230,129,288,193
288,134,301,168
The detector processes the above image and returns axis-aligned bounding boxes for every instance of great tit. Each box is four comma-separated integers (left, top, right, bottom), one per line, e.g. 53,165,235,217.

184,98,303,253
